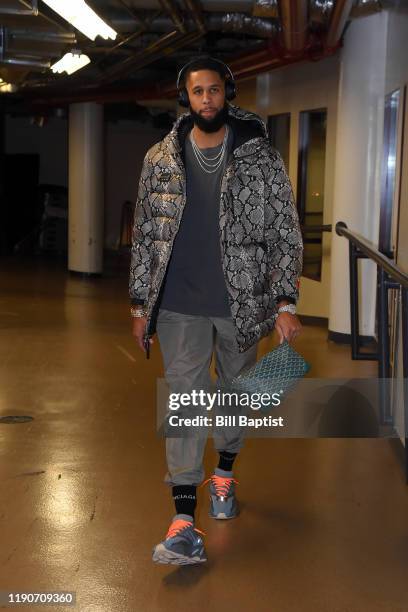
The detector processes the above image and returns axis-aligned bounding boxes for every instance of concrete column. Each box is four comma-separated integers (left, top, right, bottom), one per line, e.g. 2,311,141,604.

68,102,104,274
329,11,388,338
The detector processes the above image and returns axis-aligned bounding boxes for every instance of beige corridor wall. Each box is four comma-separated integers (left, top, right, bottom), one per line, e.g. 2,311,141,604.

234,55,340,318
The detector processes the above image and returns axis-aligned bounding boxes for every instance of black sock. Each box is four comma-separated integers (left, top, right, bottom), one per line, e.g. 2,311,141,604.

172,485,197,520
218,451,237,472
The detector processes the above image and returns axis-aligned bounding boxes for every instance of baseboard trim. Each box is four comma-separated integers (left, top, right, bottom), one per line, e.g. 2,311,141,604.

327,329,376,346
298,314,328,327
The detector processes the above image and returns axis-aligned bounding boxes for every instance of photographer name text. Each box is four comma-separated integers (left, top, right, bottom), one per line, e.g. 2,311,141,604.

167,414,285,429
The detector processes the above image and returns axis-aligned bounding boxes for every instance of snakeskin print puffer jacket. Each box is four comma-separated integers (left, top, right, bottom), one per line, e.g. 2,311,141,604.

129,103,303,353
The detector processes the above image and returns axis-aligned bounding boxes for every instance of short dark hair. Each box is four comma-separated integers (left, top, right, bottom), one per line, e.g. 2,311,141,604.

181,55,228,88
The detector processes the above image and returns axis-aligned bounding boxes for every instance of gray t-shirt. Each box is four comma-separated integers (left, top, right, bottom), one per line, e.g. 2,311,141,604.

160,126,232,316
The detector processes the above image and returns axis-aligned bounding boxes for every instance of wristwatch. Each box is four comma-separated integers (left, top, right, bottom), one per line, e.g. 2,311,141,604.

130,306,147,318
277,304,297,315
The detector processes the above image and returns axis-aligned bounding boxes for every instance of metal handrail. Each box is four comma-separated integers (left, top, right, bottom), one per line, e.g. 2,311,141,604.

336,221,408,481
336,221,408,288
335,220,408,364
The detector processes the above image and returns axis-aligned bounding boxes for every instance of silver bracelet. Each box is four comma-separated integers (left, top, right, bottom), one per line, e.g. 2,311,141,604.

277,304,297,315
130,306,147,318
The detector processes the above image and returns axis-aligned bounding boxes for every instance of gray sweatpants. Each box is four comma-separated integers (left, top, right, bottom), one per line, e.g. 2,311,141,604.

156,308,258,487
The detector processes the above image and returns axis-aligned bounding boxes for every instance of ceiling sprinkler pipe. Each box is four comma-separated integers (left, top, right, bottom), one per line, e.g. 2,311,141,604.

0,57,51,68
9,30,77,44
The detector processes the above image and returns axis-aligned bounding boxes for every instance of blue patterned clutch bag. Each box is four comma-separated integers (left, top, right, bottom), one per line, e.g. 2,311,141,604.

230,340,311,411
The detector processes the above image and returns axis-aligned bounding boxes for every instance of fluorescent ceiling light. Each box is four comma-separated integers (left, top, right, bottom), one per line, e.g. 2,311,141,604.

0,81,18,93
42,0,117,41
51,52,91,75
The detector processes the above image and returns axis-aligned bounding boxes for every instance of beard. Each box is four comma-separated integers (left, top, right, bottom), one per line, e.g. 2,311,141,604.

189,101,229,133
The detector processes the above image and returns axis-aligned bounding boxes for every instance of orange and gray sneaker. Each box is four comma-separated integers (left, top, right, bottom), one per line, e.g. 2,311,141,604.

202,468,239,519
152,514,207,565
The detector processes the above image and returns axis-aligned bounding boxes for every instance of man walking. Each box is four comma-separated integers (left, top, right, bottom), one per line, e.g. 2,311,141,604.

129,55,303,565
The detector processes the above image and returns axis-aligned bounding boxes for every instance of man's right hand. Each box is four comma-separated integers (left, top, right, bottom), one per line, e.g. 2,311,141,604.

132,317,154,353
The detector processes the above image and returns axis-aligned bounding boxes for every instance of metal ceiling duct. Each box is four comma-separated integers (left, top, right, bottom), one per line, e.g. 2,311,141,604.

207,13,279,37
110,13,279,38
326,0,354,47
278,0,308,52
110,11,278,37
252,0,279,18
2,0,381,104
309,0,334,24
310,0,381,25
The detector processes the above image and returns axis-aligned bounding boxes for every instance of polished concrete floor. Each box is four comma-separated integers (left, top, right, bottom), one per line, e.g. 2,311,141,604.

0,255,407,612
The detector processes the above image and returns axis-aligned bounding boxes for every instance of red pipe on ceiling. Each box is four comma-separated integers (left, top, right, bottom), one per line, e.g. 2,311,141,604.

278,0,308,52
27,36,341,108
326,0,354,48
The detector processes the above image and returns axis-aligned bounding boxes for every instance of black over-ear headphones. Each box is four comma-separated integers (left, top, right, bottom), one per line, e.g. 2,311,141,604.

176,56,236,108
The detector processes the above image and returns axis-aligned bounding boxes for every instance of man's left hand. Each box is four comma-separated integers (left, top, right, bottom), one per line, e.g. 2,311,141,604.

275,312,302,344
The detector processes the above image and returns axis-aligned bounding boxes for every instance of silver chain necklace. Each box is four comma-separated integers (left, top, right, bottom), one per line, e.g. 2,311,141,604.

190,125,229,174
